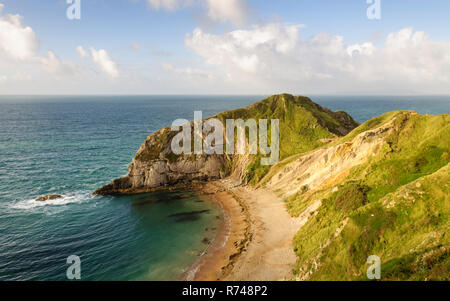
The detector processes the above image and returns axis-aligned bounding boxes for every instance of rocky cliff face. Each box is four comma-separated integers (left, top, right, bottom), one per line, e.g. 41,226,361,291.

265,112,402,197
95,94,359,195
94,127,230,195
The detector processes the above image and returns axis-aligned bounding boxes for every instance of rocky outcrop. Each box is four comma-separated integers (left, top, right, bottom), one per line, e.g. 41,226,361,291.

95,94,359,195
94,128,230,195
35,194,63,202
265,112,402,197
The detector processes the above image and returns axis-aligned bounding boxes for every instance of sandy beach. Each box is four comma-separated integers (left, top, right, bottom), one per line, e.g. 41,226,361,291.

187,180,303,281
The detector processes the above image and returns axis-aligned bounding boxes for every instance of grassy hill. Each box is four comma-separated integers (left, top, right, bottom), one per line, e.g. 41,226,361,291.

215,94,359,184
264,110,450,280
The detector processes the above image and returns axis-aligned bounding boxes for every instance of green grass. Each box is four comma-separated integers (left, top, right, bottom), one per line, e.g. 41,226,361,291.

293,163,449,280
333,182,370,212
289,112,450,280
330,111,404,146
135,129,178,162
216,94,358,184
379,246,450,281
346,113,450,203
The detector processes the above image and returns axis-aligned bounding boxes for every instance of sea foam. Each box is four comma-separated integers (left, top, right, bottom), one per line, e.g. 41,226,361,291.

10,191,95,210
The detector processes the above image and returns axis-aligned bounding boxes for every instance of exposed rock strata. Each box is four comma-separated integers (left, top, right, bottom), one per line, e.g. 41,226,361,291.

95,94,358,195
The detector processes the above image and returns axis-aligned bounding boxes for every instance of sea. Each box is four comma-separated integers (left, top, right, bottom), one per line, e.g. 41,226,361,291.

0,95,449,281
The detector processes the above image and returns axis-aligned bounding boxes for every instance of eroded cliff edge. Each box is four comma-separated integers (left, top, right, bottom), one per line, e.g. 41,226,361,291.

261,110,450,280
94,94,359,195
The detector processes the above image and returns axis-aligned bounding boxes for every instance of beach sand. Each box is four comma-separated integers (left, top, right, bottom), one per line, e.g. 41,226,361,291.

187,180,302,281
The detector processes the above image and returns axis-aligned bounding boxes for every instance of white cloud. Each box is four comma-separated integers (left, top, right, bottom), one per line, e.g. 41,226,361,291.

349,28,450,84
145,0,249,25
40,51,76,75
0,3,4,13
12,72,32,81
185,24,450,94
146,0,192,11
347,42,375,57
0,3,124,93
0,4,78,78
90,48,120,78
206,0,249,26
0,3,124,94
76,45,120,78
185,23,304,74
0,13,39,60
0,72,32,85
76,45,88,58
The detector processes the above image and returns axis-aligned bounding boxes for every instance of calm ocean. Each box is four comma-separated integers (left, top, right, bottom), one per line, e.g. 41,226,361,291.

0,95,449,280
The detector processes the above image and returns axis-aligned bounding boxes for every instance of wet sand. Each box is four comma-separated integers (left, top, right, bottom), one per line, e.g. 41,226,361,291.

183,181,249,281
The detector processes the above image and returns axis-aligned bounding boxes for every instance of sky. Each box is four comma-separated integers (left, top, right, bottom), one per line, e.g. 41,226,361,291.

1,0,450,95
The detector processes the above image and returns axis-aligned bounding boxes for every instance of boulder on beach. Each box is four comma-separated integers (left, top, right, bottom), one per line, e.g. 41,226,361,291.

35,194,63,202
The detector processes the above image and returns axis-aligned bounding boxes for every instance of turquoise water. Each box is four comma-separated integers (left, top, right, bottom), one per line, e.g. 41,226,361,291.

0,95,449,281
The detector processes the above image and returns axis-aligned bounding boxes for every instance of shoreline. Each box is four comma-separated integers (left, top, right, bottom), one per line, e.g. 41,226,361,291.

183,181,251,281
184,179,302,281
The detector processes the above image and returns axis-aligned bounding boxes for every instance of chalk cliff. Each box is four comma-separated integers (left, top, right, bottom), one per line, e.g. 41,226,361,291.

94,94,358,195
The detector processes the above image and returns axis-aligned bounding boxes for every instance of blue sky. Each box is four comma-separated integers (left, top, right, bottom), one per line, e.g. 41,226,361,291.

1,0,450,94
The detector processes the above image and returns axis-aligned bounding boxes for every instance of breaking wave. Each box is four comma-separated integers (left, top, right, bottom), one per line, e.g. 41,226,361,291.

10,191,96,210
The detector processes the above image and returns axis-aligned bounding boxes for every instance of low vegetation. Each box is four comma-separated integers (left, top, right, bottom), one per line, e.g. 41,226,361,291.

216,94,358,184
277,111,450,280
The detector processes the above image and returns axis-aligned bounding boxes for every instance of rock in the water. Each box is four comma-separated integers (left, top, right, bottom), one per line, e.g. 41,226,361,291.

35,194,63,202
